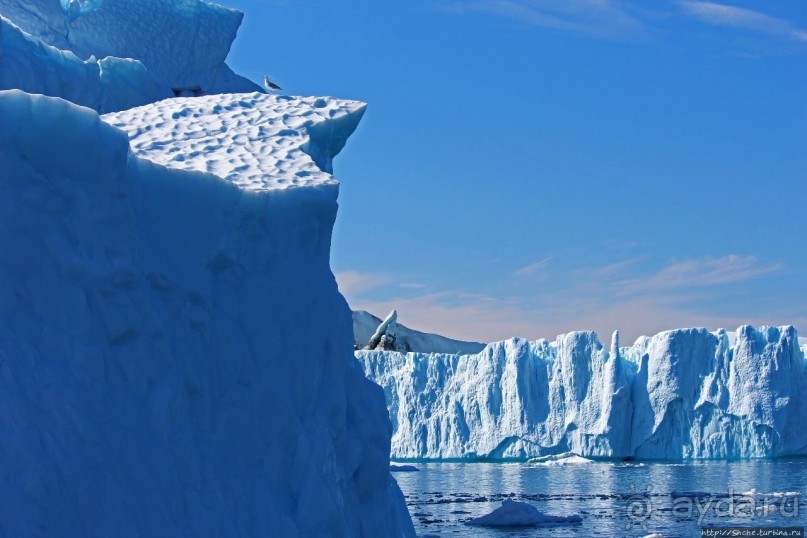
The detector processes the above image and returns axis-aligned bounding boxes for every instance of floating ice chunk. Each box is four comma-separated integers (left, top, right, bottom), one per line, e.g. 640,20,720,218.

528,452,595,465
390,464,419,472
466,500,583,527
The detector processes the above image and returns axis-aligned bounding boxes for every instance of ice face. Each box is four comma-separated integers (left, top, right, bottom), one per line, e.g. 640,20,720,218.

359,326,807,460
0,89,414,537
0,16,172,112
0,0,260,97
61,0,102,22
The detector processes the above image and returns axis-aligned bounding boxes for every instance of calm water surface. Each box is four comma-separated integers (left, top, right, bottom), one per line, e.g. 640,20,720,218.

394,460,807,537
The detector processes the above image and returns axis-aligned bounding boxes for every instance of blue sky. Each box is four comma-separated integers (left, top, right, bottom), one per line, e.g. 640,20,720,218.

225,0,807,343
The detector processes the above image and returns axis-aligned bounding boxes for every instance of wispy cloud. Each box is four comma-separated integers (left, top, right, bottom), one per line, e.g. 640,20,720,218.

399,282,428,289
334,270,392,297
438,0,807,48
440,0,648,40
514,256,553,276
614,255,784,296
678,1,807,42
346,290,539,342
337,253,794,345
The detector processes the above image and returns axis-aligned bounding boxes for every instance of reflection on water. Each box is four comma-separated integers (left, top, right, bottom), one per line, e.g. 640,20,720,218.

395,459,807,537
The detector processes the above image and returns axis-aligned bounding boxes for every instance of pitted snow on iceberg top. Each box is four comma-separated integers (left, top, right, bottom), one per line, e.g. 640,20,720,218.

104,92,366,191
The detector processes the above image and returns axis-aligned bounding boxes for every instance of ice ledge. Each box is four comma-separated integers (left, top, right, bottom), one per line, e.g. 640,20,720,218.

103,92,367,191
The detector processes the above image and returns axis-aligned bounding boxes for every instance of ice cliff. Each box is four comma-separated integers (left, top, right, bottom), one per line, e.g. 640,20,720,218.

0,87,414,537
0,15,172,112
0,0,414,535
0,0,259,112
359,326,807,460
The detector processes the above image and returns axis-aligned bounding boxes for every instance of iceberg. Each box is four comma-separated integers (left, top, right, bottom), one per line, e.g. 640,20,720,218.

528,452,595,465
390,464,419,472
0,15,172,112
466,499,582,527
0,87,414,535
353,309,486,354
359,326,807,460
1,0,417,534
0,0,260,99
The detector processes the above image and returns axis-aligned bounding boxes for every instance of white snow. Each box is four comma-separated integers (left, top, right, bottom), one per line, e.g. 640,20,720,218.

353,310,486,354
0,88,413,536
104,92,366,191
0,0,258,94
466,499,582,527
359,325,807,460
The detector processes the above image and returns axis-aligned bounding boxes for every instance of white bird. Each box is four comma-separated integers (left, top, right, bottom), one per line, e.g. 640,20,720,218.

262,75,282,92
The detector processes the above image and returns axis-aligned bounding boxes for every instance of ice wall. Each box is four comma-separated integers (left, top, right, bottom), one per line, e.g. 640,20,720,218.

0,16,172,112
359,326,807,460
0,0,260,99
0,89,414,537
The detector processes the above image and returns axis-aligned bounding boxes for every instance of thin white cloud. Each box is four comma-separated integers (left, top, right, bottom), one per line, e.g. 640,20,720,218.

334,270,392,297
513,256,553,276
345,284,806,346
440,0,647,40
678,1,807,42
399,282,427,289
347,290,539,343
614,255,784,296
336,255,793,345
439,0,807,48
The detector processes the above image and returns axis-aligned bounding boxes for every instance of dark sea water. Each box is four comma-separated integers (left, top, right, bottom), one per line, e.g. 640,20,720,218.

395,460,807,537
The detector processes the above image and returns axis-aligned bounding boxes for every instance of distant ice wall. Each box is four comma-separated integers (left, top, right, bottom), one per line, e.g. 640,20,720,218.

360,326,807,460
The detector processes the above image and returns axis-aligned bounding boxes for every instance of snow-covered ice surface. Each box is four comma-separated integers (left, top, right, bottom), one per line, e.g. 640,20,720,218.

0,87,414,536
466,499,582,527
359,326,807,460
0,0,258,94
353,309,486,354
0,15,172,112
104,93,365,191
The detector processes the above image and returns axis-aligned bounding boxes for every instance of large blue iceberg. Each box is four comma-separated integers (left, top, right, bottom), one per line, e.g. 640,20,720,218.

0,0,415,535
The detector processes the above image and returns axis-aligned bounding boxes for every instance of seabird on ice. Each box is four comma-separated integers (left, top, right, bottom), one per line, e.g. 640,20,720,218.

262,75,282,92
